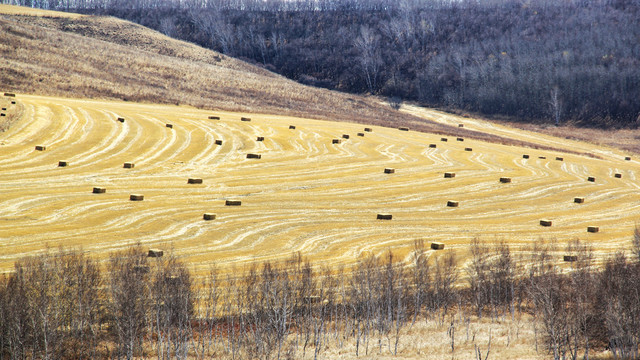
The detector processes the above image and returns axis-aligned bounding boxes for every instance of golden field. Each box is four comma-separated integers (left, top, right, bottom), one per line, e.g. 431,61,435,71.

0,93,638,276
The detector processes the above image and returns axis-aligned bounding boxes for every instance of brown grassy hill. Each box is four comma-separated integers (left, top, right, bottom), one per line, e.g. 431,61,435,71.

0,5,590,153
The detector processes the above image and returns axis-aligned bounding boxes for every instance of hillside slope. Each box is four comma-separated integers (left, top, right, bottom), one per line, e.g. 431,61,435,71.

0,94,638,274
0,5,602,154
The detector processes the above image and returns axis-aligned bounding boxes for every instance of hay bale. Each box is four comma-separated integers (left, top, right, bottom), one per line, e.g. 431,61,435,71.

187,178,203,184
429,144,437,148
523,154,530,159
215,140,223,145
208,116,220,120
364,128,372,132
625,156,631,161
92,187,106,194
4,93,15,97
447,200,459,207
458,124,464,128
540,219,553,227
556,157,564,161
499,177,512,183
246,153,262,159
614,173,622,178
123,162,135,168
574,197,585,203
398,127,409,131
0,113,5,117
58,161,69,167
342,134,350,139
587,226,600,233
457,137,464,142
444,172,455,178
538,156,546,159
225,200,242,206
357,133,365,137
441,138,448,142
289,125,296,129
332,139,341,144
148,249,163,258
564,255,577,262
1,107,5,110
377,213,392,220
587,176,595,182
117,117,125,123
241,117,251,122
166,123,173,128
384,168,395,174
35,145,46,151
203,213,216,220
431,242,445,250
465,147,473,151
130,194,144,201
256,136,265,141
10,101,15,104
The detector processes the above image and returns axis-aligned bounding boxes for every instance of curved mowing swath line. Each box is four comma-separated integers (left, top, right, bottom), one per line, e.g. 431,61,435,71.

1,96,640,273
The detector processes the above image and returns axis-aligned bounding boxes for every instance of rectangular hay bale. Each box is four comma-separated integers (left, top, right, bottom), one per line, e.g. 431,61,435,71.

384,168,395,174
574,197,585,203
564,255,577,262
225,200,242,206
377,213,392,220
429,144,437,148
130,194,144,201
289,125,296,129
148,249,163,258
124,162,135,168
587,176,595,182
246,153,262,159
523,154,530,159
342,134,350,139
364,128,372,132
332,139,341,144
357,133,365,137
257,136,265,141
187,178,203,184
4,93,15,97
540,219,553,227
92,187,106,194
465,147,473,151
447,200,459,207
203,213,216,220
614,173,622,178
431,242,445,250
625,156,631,161
215,140,223,145
499,177,512,183
444,172,455,178
35,145,46,151
556,157,564,161
208,116,220,120
58,161,69,167
587,226,599,233
166,123,173,128
241,117,251,122
441,138,448,142
457,137,464,142
398,127,409,131
117,117,125,123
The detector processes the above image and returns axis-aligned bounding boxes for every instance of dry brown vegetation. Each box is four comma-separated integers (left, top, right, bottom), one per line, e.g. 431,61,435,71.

0,4,600,154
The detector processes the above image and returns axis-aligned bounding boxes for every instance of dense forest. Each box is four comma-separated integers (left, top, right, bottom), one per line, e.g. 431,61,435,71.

1,236,640,359
4,0,640,128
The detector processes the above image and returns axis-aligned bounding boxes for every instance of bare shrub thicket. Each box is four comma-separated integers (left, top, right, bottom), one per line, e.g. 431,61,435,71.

1,232,640,359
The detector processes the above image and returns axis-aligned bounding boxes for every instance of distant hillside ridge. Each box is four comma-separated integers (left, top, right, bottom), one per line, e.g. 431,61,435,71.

58,0,640,129
0,4,587,153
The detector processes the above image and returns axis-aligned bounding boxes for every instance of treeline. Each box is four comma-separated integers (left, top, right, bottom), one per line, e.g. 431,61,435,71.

1,235,640,359
6,0,640,128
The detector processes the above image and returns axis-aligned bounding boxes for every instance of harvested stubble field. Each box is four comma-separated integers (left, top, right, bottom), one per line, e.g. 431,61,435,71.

0,93,638,275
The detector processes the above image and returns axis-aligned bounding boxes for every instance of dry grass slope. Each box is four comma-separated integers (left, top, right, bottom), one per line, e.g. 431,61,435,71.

0,94,638,275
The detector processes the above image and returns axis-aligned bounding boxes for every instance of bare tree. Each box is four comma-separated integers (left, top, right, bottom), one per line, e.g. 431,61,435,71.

354,26,383,93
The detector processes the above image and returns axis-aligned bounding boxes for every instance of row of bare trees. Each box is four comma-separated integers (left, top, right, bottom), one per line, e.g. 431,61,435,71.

1,235,640,359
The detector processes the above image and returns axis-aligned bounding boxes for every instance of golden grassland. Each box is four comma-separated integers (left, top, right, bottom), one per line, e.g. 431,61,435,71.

0,93,638,278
